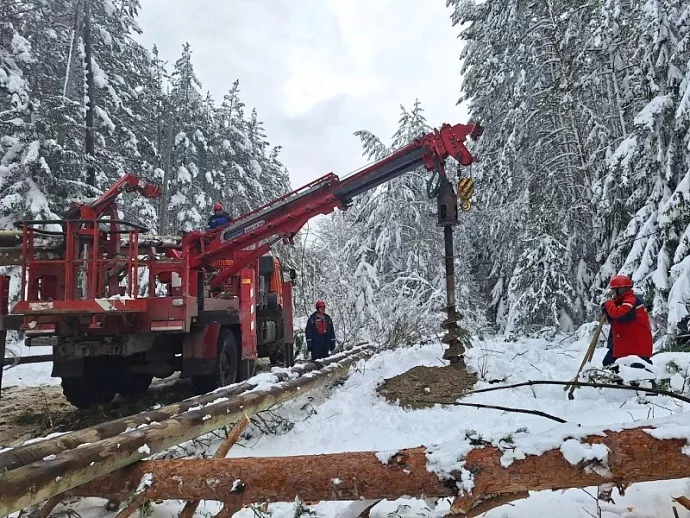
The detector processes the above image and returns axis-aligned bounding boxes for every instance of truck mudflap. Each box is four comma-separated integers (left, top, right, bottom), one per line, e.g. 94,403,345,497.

181,324,221,377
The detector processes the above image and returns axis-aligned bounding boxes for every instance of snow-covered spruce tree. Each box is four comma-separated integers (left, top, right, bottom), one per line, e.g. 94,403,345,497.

448,0,599,335
446,0,530,332
209,80,250,218
0,1,74,227
165,42,210,232
298,101,485,348
126,43,169,229
163,47,290,233
0,0,161,229
590,0,690,346
444,0,690,337
86,0,160,227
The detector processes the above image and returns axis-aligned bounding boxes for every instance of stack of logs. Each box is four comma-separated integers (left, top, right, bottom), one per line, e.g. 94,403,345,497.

0,346,372,517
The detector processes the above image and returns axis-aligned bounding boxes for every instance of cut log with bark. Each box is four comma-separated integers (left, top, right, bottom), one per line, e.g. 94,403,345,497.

179,414,251,518
64,427,690,517
0,347,373,516
0,345,369,473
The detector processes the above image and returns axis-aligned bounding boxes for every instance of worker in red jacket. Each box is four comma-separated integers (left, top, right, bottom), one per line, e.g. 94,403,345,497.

601,274,653,370
305,300,336,361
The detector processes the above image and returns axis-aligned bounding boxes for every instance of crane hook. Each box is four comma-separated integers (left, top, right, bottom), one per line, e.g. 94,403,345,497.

457,177,474,212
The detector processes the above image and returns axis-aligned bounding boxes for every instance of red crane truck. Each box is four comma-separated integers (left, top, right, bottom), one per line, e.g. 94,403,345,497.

0,122,482,408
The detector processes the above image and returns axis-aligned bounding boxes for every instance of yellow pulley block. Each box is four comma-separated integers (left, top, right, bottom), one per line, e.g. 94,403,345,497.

457,177,474,211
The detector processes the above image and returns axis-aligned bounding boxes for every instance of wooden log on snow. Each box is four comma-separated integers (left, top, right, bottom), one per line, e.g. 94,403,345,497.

0,347,373,516
65,428,690,516
0,345,370,473
179,414,251,518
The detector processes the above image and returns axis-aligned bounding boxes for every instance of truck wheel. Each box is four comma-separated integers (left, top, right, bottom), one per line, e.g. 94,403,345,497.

192,329,238,394
61,377,116,410
116,374,153,397
268,347,284,366
238,359,256,381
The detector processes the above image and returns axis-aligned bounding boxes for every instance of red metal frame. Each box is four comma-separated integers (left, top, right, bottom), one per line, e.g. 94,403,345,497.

12,174,164,337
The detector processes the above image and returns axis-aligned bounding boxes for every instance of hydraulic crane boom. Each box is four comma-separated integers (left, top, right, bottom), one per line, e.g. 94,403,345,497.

184,122,483,287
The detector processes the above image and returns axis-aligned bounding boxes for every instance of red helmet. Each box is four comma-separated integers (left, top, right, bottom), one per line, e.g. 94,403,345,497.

315,300,325,309
213,202,223,211
609,275,633,289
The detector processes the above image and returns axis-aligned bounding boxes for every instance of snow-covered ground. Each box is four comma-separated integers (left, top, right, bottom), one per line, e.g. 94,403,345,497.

1,342,58,387
13,325,690,517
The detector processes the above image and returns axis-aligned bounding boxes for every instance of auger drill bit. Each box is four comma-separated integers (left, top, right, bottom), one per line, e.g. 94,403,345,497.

435,170,469,367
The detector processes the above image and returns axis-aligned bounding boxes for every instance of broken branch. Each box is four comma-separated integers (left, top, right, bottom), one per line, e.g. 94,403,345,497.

449,401,568,424
179,414,250,518
468,380,690,404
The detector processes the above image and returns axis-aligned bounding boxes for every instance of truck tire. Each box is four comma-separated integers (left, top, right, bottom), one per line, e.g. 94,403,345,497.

192,329,238,394
116,374,153,397
61,377,116,410
238,359,256,381
268,343,294,367
268,347,284,366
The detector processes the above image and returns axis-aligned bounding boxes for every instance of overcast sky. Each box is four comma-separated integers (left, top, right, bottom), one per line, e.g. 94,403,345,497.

135,0,469,189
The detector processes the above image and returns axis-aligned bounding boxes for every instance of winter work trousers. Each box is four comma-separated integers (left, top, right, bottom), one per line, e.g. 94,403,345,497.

602,348,652,370
602,348,656,389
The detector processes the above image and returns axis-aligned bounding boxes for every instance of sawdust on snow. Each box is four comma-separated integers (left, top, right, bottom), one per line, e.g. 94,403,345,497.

376,363,477,409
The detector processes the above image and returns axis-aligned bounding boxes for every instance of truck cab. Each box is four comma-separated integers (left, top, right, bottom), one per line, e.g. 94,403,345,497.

256,255,296,365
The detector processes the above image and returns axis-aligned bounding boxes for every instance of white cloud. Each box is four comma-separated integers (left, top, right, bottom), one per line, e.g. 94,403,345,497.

135,0,470,190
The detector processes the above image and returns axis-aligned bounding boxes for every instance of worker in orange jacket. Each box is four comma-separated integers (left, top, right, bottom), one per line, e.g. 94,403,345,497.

601,274,653,371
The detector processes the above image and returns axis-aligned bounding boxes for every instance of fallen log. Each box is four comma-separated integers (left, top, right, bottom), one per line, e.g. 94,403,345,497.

66,427,690,516
0,344,370,473
179,414,251,518
0,347,373,516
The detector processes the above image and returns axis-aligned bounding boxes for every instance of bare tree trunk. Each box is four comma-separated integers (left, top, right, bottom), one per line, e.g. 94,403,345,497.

66,428,690,516
609,51,629,138
158,110,175,234
57,0,83,147
83,0,96,186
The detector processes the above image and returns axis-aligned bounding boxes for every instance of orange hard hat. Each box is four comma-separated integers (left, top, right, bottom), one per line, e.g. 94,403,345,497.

609,275,633,289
